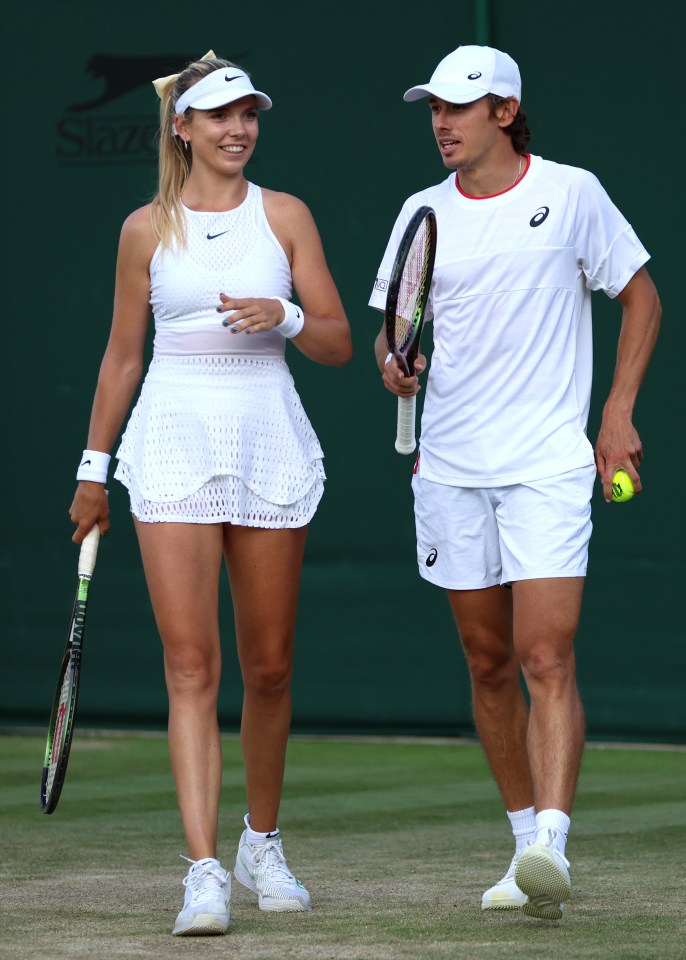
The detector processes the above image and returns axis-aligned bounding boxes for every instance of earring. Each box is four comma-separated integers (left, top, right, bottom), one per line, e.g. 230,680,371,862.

183,139,190,151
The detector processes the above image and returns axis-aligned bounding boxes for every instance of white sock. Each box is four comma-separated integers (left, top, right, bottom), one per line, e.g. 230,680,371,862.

507,806,537,853
245,815,280,845
535,808,570,854
182,855,220,872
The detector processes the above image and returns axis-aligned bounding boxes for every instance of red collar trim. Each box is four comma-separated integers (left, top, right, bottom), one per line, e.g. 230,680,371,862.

455,154,531,199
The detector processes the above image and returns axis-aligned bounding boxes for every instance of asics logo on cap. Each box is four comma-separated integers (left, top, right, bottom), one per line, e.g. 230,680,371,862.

468,72,482,79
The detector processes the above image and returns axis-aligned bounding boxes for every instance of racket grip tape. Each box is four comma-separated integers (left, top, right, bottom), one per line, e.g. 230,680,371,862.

395,396,417,455
78,526,100,578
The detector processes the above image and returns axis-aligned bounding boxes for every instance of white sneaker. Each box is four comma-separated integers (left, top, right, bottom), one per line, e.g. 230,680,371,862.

234,824,311,912
515,843,571,921
172,857,231,936
481,851,528,910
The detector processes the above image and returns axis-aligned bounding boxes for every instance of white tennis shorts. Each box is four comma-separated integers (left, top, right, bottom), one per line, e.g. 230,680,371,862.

412,464,596,589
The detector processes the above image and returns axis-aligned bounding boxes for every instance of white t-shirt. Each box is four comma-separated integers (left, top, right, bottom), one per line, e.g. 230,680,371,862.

369,155,650,486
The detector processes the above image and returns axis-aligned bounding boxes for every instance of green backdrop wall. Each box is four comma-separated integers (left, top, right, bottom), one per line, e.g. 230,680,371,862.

3,0,684,741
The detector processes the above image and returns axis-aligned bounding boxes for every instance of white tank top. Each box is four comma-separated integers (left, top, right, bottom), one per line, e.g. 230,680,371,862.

150,182,292,357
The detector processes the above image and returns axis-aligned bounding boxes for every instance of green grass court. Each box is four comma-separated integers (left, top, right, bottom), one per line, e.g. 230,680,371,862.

1,734,684,959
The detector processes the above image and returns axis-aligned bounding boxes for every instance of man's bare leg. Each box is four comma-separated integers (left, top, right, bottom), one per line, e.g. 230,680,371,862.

512,577,585,816
511,577,585,919
448,585,537,909
447,585,533,810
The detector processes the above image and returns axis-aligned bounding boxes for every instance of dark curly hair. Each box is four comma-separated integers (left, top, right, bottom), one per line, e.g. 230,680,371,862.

487,94,531,155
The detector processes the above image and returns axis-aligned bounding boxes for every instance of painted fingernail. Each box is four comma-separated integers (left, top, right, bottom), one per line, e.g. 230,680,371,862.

216,306,223,313
230,326,238,333
222,319,230,327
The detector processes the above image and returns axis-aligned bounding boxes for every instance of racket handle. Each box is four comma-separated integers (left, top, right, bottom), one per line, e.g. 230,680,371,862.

395,396,417,455
78,526,100,578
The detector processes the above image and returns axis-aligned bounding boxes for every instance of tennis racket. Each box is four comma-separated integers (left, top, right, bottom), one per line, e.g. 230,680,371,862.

40,525,101,814
384,205,437,455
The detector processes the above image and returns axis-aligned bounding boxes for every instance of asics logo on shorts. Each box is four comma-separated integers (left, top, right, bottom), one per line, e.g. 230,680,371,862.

426,548,438,567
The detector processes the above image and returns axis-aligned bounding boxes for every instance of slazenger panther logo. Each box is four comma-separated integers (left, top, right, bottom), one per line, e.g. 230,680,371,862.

530,206,550,227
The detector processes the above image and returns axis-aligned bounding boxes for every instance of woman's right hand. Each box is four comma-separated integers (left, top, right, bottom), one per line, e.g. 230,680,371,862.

69,482,110,543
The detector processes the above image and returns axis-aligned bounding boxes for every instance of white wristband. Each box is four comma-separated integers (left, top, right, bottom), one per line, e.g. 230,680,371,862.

77,449,111,483
271,297,305,338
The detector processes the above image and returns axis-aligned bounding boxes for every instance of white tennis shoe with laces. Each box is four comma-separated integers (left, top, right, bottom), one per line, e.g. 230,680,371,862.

172,856,231,936
234,819,311,912
481,850,528,910
515,841,571,920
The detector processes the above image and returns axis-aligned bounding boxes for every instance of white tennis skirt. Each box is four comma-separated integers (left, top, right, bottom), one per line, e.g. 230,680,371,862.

114,354,326,528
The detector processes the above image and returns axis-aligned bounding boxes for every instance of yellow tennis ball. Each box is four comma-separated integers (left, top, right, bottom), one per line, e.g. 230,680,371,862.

611,469,635,503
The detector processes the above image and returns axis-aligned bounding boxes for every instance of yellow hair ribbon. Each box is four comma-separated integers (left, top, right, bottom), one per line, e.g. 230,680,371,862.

151,50,217,99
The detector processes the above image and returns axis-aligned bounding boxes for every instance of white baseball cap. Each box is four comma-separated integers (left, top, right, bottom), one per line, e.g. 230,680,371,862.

175,67,272,117
404,45,521,104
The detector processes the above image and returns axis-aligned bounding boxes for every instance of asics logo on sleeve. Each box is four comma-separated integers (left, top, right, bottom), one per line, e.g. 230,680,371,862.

529,206,550,228
207,231,229,240
468,72,482,80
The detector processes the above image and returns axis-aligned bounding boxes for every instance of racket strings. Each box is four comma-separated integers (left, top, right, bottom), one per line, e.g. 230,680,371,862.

395,225,432,351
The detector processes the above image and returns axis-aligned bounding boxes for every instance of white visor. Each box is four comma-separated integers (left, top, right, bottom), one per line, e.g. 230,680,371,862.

174,68,272,118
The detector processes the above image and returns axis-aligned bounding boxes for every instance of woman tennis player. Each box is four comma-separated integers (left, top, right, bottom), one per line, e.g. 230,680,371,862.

69,51,351,936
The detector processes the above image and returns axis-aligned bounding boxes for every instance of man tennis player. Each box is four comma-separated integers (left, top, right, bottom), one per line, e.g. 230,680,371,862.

369,45,660,920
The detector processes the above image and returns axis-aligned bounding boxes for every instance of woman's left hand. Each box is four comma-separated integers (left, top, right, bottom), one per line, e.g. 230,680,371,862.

216,294,285,334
